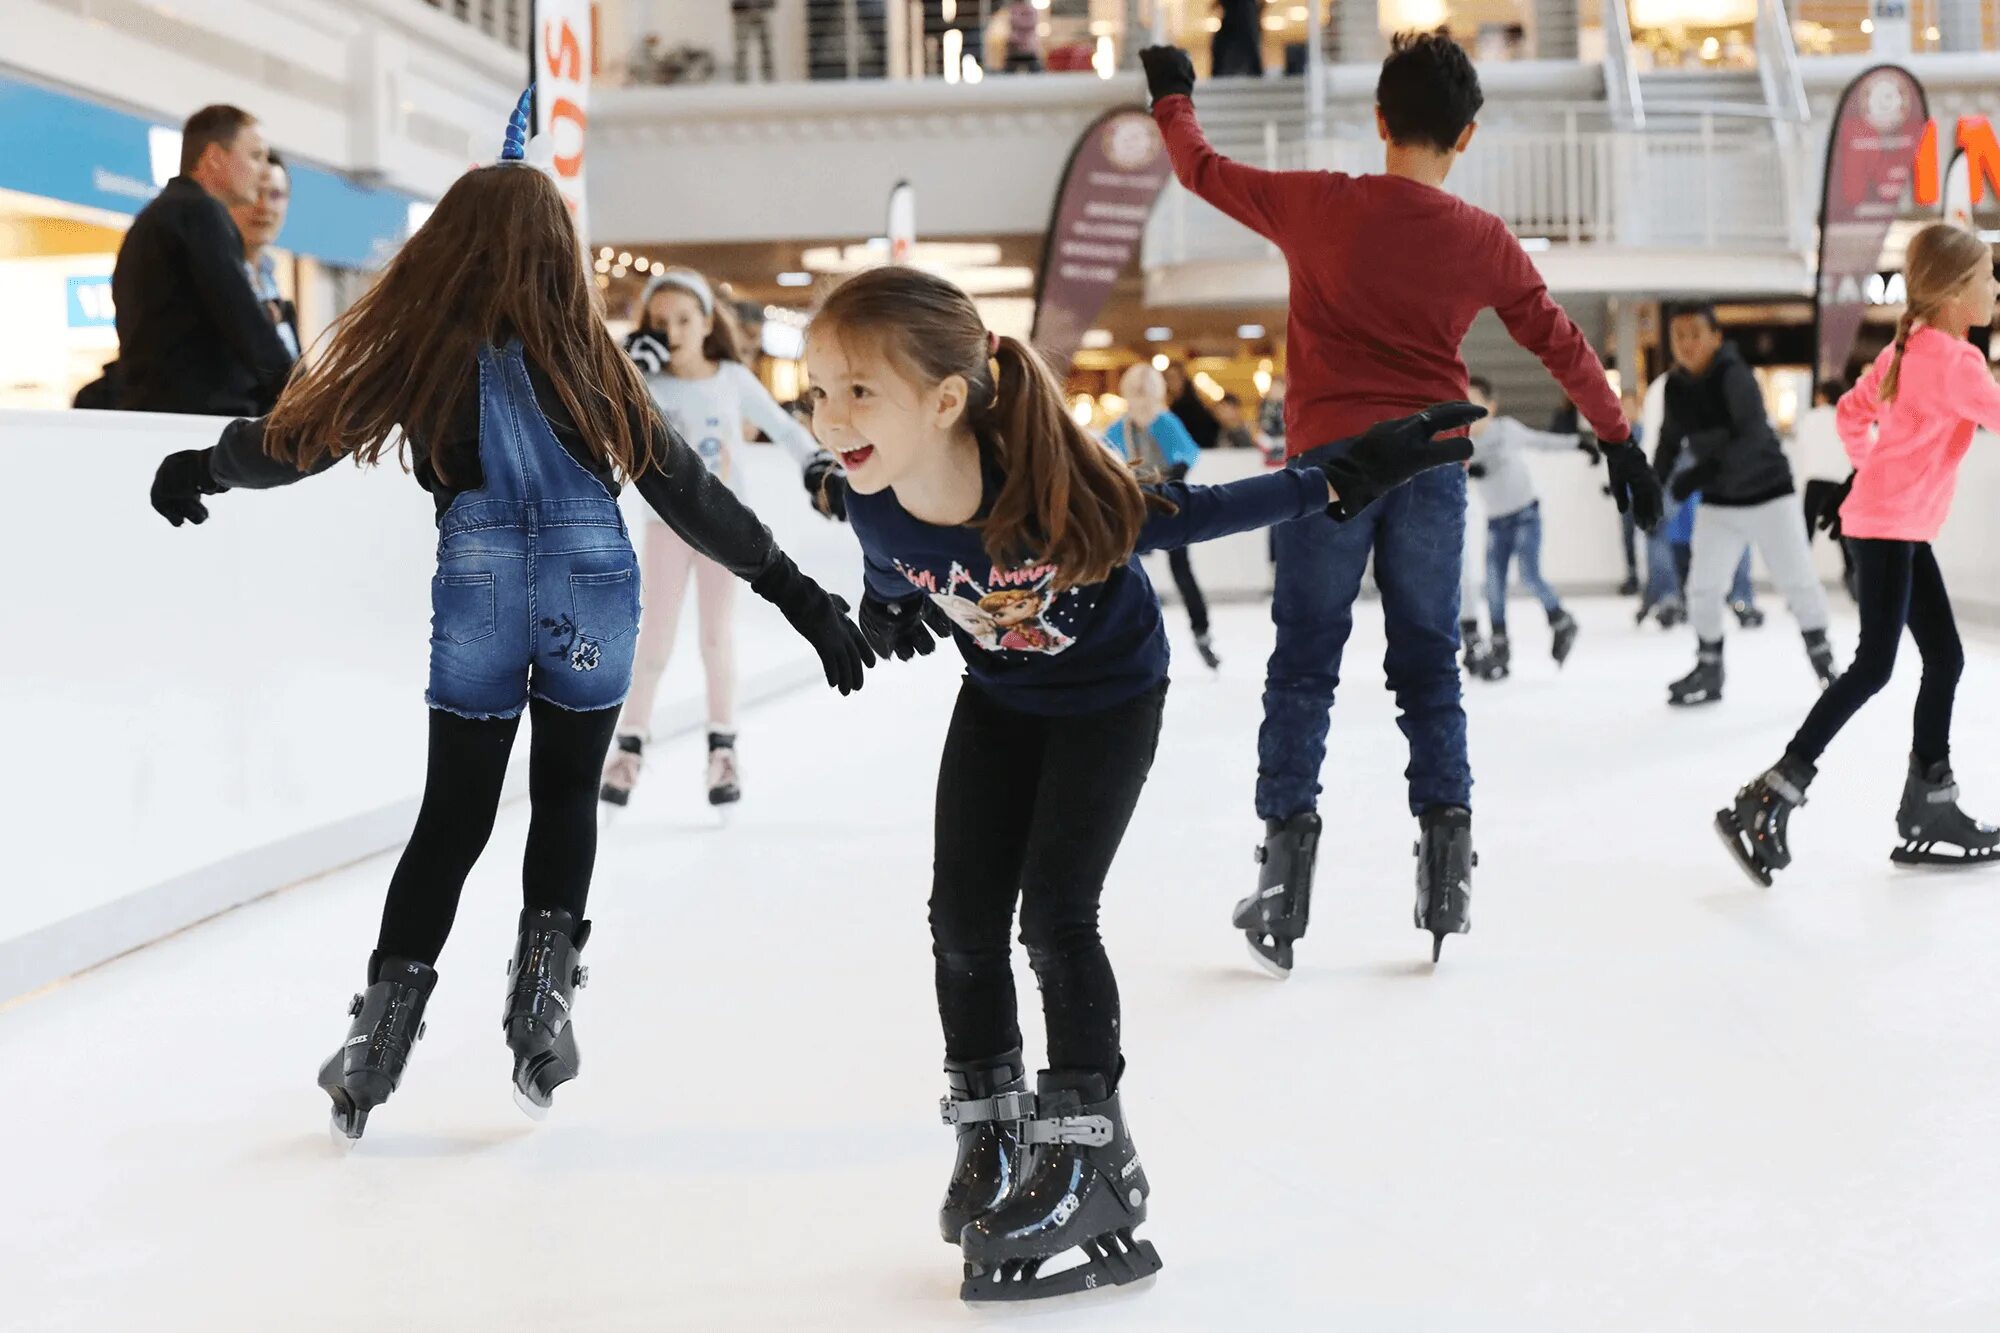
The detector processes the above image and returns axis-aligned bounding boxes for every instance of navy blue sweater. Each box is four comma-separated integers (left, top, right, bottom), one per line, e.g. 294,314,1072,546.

847,466,1325,715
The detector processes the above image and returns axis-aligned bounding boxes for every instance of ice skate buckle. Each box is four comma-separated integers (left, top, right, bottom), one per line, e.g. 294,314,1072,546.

939,1090,1036,1126
1021,1113,1113,1147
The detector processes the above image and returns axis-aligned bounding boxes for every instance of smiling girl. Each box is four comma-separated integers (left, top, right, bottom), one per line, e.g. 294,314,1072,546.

806,265,1476,1301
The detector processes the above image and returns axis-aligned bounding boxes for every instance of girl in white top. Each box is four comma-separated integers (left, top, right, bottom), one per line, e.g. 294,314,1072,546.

602,268,839,813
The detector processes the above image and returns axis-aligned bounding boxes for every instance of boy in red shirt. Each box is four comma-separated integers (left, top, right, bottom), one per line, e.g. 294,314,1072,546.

1139,36,1662,970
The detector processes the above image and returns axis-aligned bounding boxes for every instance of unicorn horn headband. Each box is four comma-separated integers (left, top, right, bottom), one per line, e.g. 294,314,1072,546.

498,85,555,170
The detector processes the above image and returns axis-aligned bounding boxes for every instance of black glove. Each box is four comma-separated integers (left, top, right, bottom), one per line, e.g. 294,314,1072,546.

624,330,670,376
1466,462,1488,479
1668,468,1702,502
858,592,953,662
1576,433,1602,464
803,452,848,522
1803,473,1854,541
1602,439,1665,532
1295,402,1484,521
1139,46,1196,106
151,448,226,527
750,553,875,694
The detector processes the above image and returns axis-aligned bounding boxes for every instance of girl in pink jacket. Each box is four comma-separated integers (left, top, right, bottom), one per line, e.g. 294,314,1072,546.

1718,223,2000,885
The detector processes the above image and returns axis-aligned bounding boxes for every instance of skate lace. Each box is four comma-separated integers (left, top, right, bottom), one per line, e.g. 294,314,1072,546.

707,747,738,789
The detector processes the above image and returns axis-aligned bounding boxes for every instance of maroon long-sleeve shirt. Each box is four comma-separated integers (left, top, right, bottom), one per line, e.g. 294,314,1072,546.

1153,95,1628,456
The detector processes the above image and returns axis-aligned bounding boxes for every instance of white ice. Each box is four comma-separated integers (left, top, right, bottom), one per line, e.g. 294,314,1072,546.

8,596,2000,1330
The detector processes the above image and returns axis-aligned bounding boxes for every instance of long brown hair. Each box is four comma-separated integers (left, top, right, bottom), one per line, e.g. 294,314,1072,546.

813,266,1167,588
1882,223,1993,404
262,164,653,483
636,270,745,365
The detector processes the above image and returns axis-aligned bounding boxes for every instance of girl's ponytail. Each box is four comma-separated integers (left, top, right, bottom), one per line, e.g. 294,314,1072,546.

976,335,1171,589
1880,307,1918,405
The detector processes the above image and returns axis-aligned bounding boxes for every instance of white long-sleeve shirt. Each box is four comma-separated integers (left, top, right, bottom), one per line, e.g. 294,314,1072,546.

638,360,820,513
1467,415,1582,519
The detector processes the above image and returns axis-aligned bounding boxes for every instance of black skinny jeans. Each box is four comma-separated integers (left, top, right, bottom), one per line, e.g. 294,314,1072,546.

930,680,1167,1084
1165,547,1210,636
1788,540,1962,767
375,699,622,965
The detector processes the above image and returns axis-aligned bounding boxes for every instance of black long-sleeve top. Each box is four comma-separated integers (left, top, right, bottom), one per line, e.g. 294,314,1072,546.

1653,342,1793,508
202,355,780,582
112,177,296,416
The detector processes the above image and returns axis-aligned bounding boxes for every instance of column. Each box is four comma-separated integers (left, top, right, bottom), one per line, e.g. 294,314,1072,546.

1532,0,1581,60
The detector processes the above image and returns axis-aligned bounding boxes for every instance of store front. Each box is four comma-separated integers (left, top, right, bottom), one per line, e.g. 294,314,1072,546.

0,72,427,409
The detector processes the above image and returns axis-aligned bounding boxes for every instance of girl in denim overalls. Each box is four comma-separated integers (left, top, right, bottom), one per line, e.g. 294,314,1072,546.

148,95,873,1139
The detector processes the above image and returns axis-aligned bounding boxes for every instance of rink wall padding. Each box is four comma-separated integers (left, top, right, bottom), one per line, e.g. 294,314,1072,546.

0,412,860,1004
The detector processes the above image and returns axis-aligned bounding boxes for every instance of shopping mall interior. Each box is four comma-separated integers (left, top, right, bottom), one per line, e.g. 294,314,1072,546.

6,0,2000,1327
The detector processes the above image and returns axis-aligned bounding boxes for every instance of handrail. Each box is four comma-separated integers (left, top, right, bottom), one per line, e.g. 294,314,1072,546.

1754,0,1814,122
1601,0,1646,129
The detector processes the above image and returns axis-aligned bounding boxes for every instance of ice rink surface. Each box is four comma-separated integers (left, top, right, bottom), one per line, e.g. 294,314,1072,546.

8,596,2000,1331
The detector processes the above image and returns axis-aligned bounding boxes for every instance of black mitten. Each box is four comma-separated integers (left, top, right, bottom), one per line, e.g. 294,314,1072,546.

1295,402,1484,521
750,553,874,694
803,452,848,522
1803,473,1854,541
150,448,226,527
1604,440,1666,532
858,592,949,662
1139,46,1196,105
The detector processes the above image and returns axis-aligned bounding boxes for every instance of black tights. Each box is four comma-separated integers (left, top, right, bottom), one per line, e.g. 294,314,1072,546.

1166,546,1210,636
929,680,1166,1084
376,699,621,965
1788,540,1962,767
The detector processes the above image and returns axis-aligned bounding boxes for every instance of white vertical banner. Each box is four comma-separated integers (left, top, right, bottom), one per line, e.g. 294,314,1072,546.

533,0,593,240
887,180,915,265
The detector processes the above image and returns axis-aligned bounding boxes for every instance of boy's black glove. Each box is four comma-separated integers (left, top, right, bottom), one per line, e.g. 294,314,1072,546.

803,452,848,522
151,448,226,527
750,553,875,695
1295,402,1485,521
1576,433,1602,464
1803,473,1854,541
1669,462,1717,503
1139,46,1196,106
1466,462,1488,479
1603,439,1666,532
858,592,953,662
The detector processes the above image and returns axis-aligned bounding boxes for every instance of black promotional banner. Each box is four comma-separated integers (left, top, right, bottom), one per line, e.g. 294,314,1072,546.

1814,65,1927,383
1030,107,1175,373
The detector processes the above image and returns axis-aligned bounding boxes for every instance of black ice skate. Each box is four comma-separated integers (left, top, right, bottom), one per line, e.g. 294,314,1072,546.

1669,640,1723,706
1549,608,1578,667
599,733,644,809
1891,755,2000,867
1619,573,1641,597
1232,813,1320,977
959,1070,1161,1303
318,952,436,1142
1461,621,1491,678
1477,630,1512,681
503,907,590,1119
1732,599,1766,629
707,731,741,808
1414,805,1474,962
1803,630,1838,689
1714,753,1815,888
1654,598,1688,630
1193,631,1221,671
938,1049,1034,1244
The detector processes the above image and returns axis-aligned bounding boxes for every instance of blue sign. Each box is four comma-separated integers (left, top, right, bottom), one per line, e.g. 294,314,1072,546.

66,275,116,328
0,73,427,269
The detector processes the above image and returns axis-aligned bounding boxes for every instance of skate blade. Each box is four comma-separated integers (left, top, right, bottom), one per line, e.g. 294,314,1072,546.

1242,932,1293,979
511,1083,552,1122
960,1230,1162,1303
324,1089,368,1145
1713,810,1773,888
1668,693,1721,707
1430,932,1446,964
1890,843,2000,868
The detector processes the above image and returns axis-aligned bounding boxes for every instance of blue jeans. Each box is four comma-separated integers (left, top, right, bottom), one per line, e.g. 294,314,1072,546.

1485,501,1561,629
427,341,642,719
1664,494,1754,606
1257,462,1470,819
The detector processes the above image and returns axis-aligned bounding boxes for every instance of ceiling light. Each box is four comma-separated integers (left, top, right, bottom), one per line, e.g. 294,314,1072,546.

594,258,610,273
1144,326,1172,342
1151,353,1169,371
598,247,613,259
1081,329,1114,350
1261,15,1286,28
1860,17,1873,30
611,264,627,277
1193,371,1226,401
777,271,813,287
1237,323,1266,339
618,252,632,265
1070,395,1095,427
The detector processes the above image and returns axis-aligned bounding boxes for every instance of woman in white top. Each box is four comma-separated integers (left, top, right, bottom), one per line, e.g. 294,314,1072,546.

602,268,839,813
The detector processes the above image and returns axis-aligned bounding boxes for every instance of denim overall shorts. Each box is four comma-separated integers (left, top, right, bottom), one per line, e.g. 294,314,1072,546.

426,341,642,720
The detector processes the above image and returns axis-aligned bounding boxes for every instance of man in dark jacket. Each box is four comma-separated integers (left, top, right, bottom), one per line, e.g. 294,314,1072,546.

112,104,294,415
1654,304,1836,706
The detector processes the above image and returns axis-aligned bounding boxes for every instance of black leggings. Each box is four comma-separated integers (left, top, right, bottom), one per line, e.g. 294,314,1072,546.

929,680,1167,1084
1788,540,1962,767
375,699,621,965
1166,547,1210,636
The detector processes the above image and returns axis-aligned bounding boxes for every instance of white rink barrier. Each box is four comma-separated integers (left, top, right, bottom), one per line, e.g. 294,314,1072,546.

0,410,862,1002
